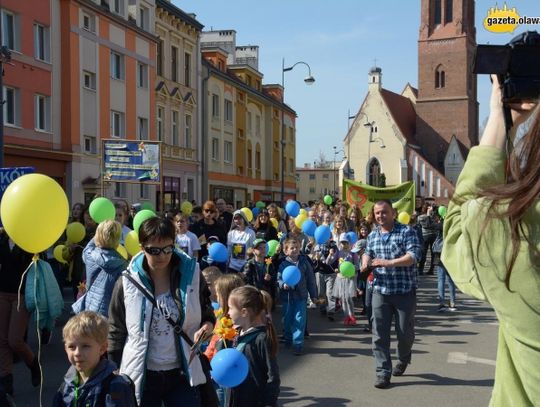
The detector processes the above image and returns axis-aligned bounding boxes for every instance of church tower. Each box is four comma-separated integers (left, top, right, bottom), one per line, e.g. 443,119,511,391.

416,0,478,173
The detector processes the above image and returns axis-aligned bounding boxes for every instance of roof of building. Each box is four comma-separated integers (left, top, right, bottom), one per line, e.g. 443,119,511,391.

380,88,417,144
156,0,204,31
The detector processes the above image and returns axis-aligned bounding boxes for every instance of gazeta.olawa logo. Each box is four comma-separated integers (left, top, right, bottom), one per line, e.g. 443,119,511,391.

483,3,540,33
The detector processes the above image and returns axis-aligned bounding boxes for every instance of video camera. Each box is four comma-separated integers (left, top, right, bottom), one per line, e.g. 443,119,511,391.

473,31,540,102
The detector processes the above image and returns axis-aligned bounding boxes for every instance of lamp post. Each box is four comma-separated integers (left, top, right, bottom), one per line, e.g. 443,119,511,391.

364,121,385,185
281,59,315,207
333,146,345,198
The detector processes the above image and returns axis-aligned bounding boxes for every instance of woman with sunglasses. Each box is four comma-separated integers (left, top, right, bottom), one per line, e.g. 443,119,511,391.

253,209,279,242
190,200,227,261
227,210,256,273
108,216,215,406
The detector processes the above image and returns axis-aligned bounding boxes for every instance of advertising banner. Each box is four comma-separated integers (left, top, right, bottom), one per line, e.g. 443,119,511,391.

343,179,416,214
102,140,161,184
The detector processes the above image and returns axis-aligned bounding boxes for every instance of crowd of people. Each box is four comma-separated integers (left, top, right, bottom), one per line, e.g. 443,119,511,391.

0,193,452,406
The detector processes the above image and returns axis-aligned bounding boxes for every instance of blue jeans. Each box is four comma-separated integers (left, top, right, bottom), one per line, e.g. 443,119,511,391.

281,296,307,348
372,291,416,378
141,369,200,407
437,264,456,304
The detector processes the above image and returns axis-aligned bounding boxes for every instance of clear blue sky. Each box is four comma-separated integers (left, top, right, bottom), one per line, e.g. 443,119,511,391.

175,0,539,166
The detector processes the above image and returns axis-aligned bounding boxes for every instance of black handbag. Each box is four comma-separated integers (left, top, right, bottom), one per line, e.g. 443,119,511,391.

123,273,219,407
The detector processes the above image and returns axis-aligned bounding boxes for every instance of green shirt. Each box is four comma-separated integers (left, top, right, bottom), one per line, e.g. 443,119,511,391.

443,146,540,407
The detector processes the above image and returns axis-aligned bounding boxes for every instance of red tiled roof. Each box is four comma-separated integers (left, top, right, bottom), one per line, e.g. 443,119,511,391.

380,88,417,144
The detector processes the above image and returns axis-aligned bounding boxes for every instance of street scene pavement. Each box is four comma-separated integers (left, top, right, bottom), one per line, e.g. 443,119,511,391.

12,274,497,407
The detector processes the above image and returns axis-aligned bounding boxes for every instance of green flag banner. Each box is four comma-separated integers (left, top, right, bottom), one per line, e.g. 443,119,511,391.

343,179,416,215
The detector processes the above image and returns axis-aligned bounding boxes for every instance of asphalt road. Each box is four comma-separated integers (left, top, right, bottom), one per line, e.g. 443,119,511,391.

11,274,497,407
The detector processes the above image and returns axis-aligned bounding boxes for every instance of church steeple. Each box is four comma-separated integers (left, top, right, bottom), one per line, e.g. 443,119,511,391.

416,0,478,173
368,66,382,91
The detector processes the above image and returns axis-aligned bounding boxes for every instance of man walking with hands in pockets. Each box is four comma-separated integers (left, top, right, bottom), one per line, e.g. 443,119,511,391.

361,200,422,389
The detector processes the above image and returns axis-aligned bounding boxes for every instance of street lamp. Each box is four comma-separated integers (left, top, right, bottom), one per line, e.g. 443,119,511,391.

364,121,385,185
333,146,345,197
281,59,315,207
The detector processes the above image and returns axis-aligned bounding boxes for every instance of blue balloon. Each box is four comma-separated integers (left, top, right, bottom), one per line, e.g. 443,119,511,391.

314,225,331,245
211,348,249,388
347,231,358,245
301,219,317,237
212,302,220,311
252,207,260,217
282,265,301,286
208,242,227,263
285,200,300,217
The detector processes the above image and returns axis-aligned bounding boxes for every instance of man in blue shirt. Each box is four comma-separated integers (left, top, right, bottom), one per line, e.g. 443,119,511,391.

361,200,421,389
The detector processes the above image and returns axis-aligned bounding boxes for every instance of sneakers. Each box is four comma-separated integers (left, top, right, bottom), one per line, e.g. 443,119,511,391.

374,376,391,389
437,303,447,312
307,299,317,309
448,302,458,312
344,316,357,326
30,357,40,387
392,361,408,376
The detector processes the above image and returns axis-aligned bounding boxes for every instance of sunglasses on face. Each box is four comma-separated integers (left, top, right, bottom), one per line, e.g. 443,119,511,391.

143,245,175,256
204,208,213,213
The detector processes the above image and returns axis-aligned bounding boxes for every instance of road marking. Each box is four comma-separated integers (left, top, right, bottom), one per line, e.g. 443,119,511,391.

457,318,498,326
447,352,496,366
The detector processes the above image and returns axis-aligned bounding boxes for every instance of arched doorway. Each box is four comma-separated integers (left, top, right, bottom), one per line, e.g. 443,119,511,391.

368,158,381,186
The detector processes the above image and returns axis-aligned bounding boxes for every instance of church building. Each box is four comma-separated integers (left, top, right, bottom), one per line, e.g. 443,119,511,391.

344,0,478,201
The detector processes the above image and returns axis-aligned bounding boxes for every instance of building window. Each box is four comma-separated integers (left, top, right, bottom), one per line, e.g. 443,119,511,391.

224,141,232,163
247,148,252,170
2,10,18,51
322,174,329,180
309,187,316,194
433,0,441,25
157,106,164,141
289,158,294,174
171,46,178,82
187,178,194,201
137,63,148,88
138,5,149,30
211,138,219,160
111,110,125,138
172,110,179,146
112,0,124,16
34,24,50,62
255,115,261,137
225,100,233,122
83,71,96,90
255,151,261,171
247,112,252,135
289,127,295,142
435,66,445,88
82,12,95,32
309,174,316,180
138,117,148,140
140,184,149,199
445,0,453,23
157,39,163,76
3,86,19,126
84,135,97,154
35,94,51,131
184,52,191,87
114,182,127,198
238,129,244,139
368,158,381,186
110,52,124,80
184,114,192,148
212,94,220,118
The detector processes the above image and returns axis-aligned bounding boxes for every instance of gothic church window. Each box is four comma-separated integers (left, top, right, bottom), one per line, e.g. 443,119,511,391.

433,0,441,25
435,66,445,88
445,0,453,23
368,158,381,186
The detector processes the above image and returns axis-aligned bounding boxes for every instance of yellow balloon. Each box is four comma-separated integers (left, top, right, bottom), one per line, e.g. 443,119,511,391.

66,222,85,244
270,218,279,230
295,214,308,229
240,207,253,222
398,211,411,225
299,208,307,217
181,201,193,215
116,245,128,260
53,245,67,264
0,174,69,253
125,230,140,256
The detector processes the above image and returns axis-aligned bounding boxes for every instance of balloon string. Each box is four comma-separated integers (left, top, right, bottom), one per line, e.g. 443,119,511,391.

34,262,43,407
17,258,36,312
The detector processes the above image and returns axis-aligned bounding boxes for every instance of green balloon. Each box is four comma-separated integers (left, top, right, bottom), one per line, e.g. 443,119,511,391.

438,205,447,218
339,261,356,278
141,201,155,212
323,195,333,205
256,201,265,209
267,240,280,257
133,209,156,234
89,197,115,223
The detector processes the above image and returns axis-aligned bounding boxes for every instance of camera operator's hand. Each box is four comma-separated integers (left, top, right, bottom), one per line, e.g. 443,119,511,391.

482,75,537,149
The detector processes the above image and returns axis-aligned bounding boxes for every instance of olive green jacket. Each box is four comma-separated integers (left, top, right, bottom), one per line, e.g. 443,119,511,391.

443,146,540,407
